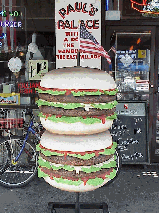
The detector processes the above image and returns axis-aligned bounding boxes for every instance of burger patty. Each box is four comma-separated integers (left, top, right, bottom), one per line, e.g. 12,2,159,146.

40,166,114,179
39,106,116,116
38,93,116,103
40,153,114,166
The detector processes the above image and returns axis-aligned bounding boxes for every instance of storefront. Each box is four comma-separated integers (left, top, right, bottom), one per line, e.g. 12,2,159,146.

101,0,159,164
0,0,158,164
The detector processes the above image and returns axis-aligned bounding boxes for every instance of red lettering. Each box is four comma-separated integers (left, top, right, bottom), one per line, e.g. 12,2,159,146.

71,37,78,41
18,83,21,88
57,20,65,29
65,20,71,29
58,49,65,53
23,83,27,88
93,20,99,29
24,89,28,94
32,83,35,88
64,38,68,42
70,20,78,29
66,43,74,47
57,54,78,60
86,20,92,29
81,54,84,59
82,3,88,13
75,2,82,12
66,4,75,15
65,32,70,36
35,82,40,88
57,20,100,30
28,89,33,94
59,8,66,19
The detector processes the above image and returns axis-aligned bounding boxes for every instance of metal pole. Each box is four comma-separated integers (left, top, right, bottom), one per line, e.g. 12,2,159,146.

77,51,80,66
75,192,80,213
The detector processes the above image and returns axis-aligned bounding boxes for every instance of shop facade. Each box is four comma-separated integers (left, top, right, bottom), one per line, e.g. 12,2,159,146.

0,0,159,164
101,0,159,164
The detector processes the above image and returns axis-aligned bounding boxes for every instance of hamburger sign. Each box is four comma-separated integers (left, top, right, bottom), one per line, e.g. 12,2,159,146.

55,0,101,69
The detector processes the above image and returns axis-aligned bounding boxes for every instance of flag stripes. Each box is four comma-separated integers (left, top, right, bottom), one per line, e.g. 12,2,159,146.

79,24,111,64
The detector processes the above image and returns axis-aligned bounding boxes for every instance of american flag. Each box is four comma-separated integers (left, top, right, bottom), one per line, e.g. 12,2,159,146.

79,24,111,64
111,45,116,54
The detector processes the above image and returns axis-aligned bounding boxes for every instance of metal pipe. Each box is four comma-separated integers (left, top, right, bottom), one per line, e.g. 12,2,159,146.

75,192,80,213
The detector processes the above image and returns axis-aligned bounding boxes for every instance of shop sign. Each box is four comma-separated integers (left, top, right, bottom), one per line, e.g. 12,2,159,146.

18,82,40,94
55,0,101,69
0,6,25,52
0,93,20,105
28,60,48,80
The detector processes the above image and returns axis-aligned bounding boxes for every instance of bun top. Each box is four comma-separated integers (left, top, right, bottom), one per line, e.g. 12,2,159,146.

40,130,112,152
40,66,116,90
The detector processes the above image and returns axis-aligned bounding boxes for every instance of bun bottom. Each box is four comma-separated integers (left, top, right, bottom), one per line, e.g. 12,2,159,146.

43,176,110,192
40,117,113,135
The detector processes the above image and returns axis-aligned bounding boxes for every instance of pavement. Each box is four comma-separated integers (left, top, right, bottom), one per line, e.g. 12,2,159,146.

0,164,159,213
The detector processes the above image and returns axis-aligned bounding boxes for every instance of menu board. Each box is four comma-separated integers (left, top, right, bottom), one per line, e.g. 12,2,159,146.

109,102,148,163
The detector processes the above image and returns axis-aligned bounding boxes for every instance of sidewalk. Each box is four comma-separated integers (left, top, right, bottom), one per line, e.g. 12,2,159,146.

0,165,159,213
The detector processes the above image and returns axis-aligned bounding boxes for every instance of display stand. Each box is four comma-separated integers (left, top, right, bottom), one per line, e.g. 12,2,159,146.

48,192,109,213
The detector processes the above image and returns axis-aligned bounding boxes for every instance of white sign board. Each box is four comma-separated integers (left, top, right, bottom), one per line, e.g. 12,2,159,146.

55,0,101,69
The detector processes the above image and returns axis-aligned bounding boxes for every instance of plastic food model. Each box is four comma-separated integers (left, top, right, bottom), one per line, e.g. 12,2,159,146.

36,66,119,192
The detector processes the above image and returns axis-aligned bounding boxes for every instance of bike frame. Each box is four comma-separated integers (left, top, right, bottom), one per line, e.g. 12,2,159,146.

14,114,41,162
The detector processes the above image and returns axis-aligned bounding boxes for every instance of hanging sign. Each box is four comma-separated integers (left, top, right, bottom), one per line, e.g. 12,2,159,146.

55,0,101,69
28,60,48,80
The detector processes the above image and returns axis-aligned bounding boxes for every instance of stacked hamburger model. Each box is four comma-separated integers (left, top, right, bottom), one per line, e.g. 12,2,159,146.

36,66,119,192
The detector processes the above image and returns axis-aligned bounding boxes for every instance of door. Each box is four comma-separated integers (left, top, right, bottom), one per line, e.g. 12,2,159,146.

105,25,158,164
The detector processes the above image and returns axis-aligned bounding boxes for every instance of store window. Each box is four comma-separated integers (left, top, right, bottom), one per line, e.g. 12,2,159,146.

109,31,152,102
114,32,151,101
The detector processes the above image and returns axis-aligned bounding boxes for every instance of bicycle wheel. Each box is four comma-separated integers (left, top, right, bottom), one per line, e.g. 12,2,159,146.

0,137,11,175
0,136,38,188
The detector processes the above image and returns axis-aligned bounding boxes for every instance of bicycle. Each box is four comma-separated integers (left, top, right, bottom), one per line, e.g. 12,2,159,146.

0,108,45,188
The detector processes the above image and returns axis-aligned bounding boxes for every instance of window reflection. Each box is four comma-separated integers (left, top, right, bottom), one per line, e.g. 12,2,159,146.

114,32,151,101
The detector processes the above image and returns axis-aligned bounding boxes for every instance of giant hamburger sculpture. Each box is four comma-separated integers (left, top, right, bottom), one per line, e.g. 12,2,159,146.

36,66,119,192
36,66,118,135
